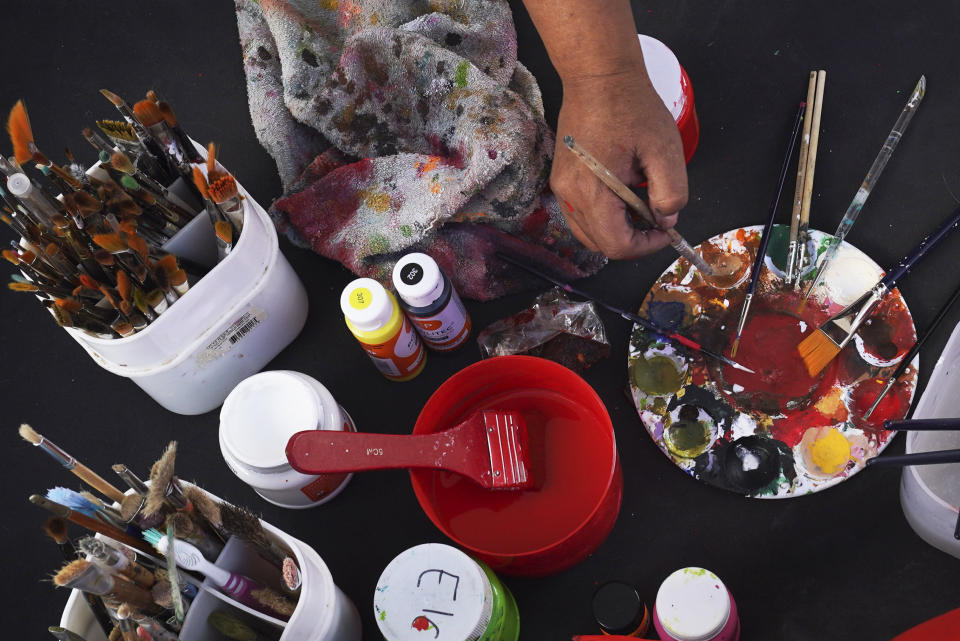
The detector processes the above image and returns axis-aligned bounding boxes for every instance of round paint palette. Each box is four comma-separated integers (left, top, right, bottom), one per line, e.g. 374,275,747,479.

628,225,918,498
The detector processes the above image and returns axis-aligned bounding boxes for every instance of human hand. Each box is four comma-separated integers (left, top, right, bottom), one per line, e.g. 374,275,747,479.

551,71,689,259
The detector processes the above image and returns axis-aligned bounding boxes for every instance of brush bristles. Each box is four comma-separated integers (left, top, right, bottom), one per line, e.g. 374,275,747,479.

109,627,122,641
206,143,217,177
215,221,232,244
97,120,137,143
155,254,178,276
100,89,125,107
151,581,172,608
166,512,194,538
7,99,35,164
146,90,159,104
93,233,128,254
209,175,238,203
56,298,84,314
43,517,69,544
183,484,221,528
54,559,91,586
8,282,37,292
191,167,209,199
797,329,841,377
157,102,177,127
730,338,741,358
111,151,136,175
250,587,296,616
132,100,163,127
19,423,41,444
145,442,177,516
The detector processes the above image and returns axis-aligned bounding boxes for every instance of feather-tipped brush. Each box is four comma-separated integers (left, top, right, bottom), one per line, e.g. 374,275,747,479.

54,559,159,612
45,487,125,528
20,425,126,503
219,503,288,567
145,441,189,516
798,203,960,376
7,99,48,165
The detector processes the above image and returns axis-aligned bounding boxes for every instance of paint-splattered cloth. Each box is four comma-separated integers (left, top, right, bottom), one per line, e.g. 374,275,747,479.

235,0,604,300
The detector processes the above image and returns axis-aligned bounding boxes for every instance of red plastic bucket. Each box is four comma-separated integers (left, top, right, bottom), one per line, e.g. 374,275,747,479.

411,356,623,576
640,34,699,164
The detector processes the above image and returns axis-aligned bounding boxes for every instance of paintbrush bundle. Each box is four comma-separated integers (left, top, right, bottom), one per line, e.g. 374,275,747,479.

25,429,303,639
1,91,245,339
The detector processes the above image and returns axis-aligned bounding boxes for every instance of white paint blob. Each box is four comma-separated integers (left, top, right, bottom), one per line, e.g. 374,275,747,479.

741,452,761,471
822,245,883,306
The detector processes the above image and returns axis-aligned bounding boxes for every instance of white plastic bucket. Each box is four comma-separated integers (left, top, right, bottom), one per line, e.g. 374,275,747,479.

900,319,960,559
59,487,362,641
63,172,308,415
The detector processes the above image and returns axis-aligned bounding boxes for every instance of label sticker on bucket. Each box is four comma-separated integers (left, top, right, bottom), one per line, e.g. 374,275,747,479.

196,309,267,367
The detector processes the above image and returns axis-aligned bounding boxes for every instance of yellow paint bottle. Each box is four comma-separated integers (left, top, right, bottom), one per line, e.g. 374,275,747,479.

340,278,426,382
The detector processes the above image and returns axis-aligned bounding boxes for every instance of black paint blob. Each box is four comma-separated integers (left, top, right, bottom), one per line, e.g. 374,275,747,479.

722,436,781,493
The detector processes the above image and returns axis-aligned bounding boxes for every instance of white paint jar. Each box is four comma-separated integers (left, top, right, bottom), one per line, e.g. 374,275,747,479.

219,370,354,509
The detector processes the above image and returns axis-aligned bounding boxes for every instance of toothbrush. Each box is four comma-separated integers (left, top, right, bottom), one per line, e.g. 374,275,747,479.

142,529,293,620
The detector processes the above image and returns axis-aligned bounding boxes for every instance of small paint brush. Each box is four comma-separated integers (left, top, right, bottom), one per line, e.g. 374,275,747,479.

20,424,126,503
864,279,960,419
7,99,49,165
785,72,818,286
215,220,233,260
798,203,960,377
54,559,160,612
866,449,960,467
30,495,157,557
151,93,203,163
731,101,805,357
99,89,178,182
883,418,960,431
562,135,713,275
800,76,926,307
209,174,244,233
496,252,755,373
792,70,825,284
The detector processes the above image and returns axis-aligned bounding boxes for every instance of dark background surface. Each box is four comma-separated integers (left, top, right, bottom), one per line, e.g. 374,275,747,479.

3,1,960,639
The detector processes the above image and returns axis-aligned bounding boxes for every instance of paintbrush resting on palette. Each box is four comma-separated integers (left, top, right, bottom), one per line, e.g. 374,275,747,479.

798,203,960,376
864,278,960,419
785,72,819,285
790,70,825,285
731,101,806,357
866,449,960,467
883,418,960,431
496,252,754,373
562,135,714,275
286,410,533,489
20,424,126,503
800,76,926,305
142,529,295,620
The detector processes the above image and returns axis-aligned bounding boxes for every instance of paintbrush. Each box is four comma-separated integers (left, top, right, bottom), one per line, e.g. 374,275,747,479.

785,72,820,285
30,495,157,557
126,606,179,641
883,418,960,431
798,203,960,376
800,76,926,307
792,70,825,284
54,559,160,612
145,441,190,517
149,91,203,163
7,99,49,165
99,89,178,182
866,449,960,467
219,503,288,567
45,487,126,529
496,252,755,373
287,409,534,490
115,604,139,641
80,537,156,589
864,279,960,419
562,135,713,275
215,220,233,260
20,425,126,503
48,627,89,641
166,511,223,560
209,174,244,233
730,101,806,357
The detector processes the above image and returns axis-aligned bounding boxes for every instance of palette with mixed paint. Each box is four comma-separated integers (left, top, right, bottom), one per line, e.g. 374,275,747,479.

629,225,918,498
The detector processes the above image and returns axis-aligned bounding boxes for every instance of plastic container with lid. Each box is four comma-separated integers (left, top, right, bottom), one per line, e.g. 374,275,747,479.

592,580,650,637
219,370,354,509
392,252,471,351
374,543,519,641
638,34,700,164
340,278,426,381
653,568,739,641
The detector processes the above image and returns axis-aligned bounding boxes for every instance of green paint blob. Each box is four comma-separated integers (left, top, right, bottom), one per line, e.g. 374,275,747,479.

399,224,412,238
369,234,389,254
379,610,387,621
682,567,708,577
663,419,712,458
630,355,683,396
454,60,470,87
765,224,791,271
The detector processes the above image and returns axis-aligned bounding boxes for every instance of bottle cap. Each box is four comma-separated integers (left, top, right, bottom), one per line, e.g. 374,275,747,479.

593,580,647,635
393,253,445,309
655,567,730,641
6,173,33,197
374,543,493,641
341,278,394,331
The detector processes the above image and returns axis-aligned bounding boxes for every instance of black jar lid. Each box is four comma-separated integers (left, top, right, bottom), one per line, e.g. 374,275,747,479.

592,580,646,636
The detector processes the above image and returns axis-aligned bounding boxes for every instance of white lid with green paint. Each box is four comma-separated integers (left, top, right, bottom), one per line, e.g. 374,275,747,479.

655,567,731,641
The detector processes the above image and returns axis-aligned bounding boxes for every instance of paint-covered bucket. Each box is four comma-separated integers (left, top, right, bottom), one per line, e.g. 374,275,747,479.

220,370,355,509
653,568,740,641
63,169,308,415
901,320,960,559
411,356,622,576
639,34,699,164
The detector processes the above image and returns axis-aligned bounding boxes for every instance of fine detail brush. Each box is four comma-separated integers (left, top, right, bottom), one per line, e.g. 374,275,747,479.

30,494,157,557
731,101,806,357
496,251,755,373
791,70,825,284
864,279,960,419
286,409,533,490
800,76,926,307
561,135,714,275
20,424,126,503
145,441,189,517
785,72,819,285
883,418,960,431
142,529,295,620
53,559,160,612
798,203,960,377
866,449,960,468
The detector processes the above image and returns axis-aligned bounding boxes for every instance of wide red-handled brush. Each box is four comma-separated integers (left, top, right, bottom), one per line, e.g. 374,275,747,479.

286,410,533,490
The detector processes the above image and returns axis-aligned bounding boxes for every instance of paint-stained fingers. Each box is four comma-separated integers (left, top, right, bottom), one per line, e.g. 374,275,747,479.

638,130,688,230
560,201,600,253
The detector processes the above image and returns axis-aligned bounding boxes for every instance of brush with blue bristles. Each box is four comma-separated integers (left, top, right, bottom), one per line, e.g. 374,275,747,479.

45,487,127,530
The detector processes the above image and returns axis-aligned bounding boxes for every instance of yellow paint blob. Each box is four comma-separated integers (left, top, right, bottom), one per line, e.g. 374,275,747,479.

809,428,851,474
364,192,391,213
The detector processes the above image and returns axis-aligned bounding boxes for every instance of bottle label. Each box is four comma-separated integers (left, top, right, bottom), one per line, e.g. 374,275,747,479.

410,291,471,350
358,315,425,379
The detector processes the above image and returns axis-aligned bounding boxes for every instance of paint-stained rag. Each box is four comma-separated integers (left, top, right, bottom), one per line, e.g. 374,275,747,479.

235,0,604,300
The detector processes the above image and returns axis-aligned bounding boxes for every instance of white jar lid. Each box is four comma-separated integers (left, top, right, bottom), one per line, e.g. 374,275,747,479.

393,253,445,309
220,370,322,471
639,34,685,120
6,173,33,197
374,543,493,641
341,278,393,331
656,567,730,641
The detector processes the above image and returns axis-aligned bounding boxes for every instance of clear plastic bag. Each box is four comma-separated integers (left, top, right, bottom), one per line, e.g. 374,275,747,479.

477,287,610,372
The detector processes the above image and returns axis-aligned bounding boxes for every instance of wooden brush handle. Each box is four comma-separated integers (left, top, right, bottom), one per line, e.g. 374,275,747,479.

286,430,461,475
72,462,127,504
799,70,826,228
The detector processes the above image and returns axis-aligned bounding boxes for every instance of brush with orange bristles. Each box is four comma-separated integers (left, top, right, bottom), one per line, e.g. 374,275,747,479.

100,88,178,182
150,90,203,163
798,204,960,376
7,99,49,166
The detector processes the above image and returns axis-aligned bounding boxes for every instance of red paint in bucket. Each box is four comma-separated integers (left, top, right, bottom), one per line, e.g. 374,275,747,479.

411,356,622,577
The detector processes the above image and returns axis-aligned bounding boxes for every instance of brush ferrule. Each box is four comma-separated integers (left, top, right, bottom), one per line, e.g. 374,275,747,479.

785,241,798,284
863,377,897,420
734,293,753,339
822,281,889,349
36,438,78,470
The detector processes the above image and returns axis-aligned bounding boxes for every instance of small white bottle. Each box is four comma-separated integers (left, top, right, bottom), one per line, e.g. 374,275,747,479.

392,253,471,351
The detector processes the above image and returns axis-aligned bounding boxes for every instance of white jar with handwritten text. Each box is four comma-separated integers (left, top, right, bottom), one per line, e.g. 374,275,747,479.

374,543,520,641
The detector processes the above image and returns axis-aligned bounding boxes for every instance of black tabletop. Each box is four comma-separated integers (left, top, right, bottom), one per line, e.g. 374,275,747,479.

4,2,960,640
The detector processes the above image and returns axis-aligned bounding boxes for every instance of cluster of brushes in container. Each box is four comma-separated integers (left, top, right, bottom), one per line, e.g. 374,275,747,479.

2,88,244,339
21,424,297,641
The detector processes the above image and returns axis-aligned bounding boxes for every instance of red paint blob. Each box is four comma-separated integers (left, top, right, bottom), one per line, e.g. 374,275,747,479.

850,378,909,434
411,616,431,631
724,312,820,402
